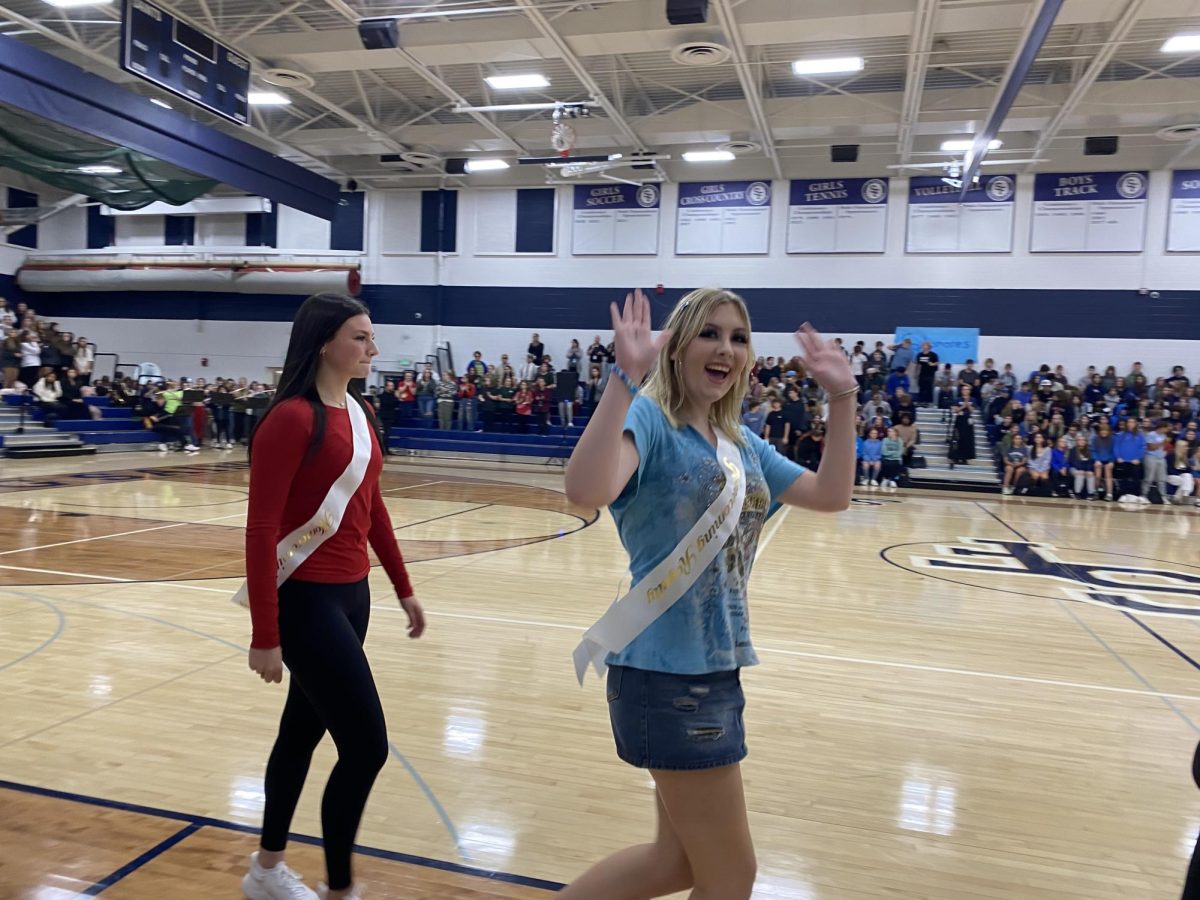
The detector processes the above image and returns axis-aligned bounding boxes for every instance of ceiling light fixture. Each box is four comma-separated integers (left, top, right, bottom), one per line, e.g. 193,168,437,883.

41,0,115,8
464,158,510,173
792,56,864,76
485,73,550,90
78,164,122,175
940,139,1002,152
248,91,291,106
150,98,172,109
1162,34,1200,53
682,150,735,162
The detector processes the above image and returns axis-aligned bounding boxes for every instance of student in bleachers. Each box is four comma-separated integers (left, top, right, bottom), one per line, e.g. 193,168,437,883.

895,413,918,466
1069,434,1096,499
1050,436,1070,497
934,363,955,410
496,375,516,433
860,426,883,487
519,354,537,383
1167,429,1197,506
416,369,436,421
2,327,19,389
528,332,545,366
1140,421,1170,504
532,376,552,435
1113,417,1146,501
583,364,606,412
764,398,788,455
18,329,40,389
466,351,488,379
566,339,583,375
435,369,457,430
1002,433,1028,495
513,380,533,433
456,375,478,432
915,342,938,406
880,427,904,489
948,387,976,467
742,399,766,439
397,372,417,425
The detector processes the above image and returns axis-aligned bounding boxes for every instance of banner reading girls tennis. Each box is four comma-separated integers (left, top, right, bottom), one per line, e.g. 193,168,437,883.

787,177,889,253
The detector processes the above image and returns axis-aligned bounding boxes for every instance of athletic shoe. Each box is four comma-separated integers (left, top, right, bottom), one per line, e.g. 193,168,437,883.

242,852,318,900
869,479,879,487
157,443,168,452
1136,495,1150,505
1002,487,1013,495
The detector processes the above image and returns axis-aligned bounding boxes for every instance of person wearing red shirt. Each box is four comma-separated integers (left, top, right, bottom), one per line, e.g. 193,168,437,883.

241,293,425,900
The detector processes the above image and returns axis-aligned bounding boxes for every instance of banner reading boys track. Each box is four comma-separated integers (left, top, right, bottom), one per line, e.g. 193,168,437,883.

571,183,661,255
1030,171,1148,252
905,174,1015,253
893,327,980,365
675,180,772,255
1168,170,1200,252
786,177,889,253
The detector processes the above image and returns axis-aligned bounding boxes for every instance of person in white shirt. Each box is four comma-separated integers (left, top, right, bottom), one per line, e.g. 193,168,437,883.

73,337,95,385
19,330,41,388
518,353,538,383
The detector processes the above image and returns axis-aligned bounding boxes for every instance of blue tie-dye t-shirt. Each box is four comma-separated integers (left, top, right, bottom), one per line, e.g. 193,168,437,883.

606,395,807,675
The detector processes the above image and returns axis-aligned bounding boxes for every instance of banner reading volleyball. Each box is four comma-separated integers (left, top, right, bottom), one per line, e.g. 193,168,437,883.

675,180,772,255
571,183,661,255
905,174,1015,253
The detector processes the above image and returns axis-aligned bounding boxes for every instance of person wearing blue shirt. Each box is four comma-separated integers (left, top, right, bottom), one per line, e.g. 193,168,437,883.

860,427,883,486
885,367,910,400
1113,418,1146,500
561,287,856,900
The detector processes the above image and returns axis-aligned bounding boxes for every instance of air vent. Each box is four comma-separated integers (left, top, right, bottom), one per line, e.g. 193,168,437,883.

670,41,732,67
718,140,761,155
1156,123,1200,142
401,151,441,168
262,68,315,89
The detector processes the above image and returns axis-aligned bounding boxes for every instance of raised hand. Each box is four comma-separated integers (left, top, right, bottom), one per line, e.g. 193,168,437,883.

794,323,856,394
610,288,671,383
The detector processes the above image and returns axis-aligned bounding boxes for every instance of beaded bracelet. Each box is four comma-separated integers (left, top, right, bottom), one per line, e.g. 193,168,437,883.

611,365,640,397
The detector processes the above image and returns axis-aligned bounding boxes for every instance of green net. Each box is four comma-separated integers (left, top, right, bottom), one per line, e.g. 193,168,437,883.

0,101,219,210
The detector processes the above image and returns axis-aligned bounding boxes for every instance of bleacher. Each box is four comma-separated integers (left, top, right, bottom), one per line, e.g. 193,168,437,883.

388,413,585,462
2,394,157,457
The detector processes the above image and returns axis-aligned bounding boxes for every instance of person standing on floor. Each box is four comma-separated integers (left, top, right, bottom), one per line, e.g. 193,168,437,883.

561,287,855,900
239,292,426,900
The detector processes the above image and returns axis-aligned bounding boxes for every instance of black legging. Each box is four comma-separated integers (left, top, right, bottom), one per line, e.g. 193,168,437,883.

260,578,388,891
1183,742,1200,898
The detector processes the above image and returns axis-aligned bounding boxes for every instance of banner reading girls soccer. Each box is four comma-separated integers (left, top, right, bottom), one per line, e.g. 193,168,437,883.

1030,171,1149,252
787,177,889,253
1167,170,1200,252
675,180,772,255
571,183,661,255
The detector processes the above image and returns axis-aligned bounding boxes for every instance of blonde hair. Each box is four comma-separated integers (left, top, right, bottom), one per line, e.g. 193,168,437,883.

642,287,755,444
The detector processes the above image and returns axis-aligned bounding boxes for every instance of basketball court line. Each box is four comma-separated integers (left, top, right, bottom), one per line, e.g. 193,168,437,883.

0,780,562,895
0,512,246,557
381,480,444,493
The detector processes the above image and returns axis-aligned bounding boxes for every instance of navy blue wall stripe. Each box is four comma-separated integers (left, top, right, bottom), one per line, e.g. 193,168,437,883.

331,192,365,252
27,285,1200,339
86,205,115,249
245,205,278,247
514,188,555,253
164,215,195,246
6,186,38,250
0,272,19,302
420,189,457,253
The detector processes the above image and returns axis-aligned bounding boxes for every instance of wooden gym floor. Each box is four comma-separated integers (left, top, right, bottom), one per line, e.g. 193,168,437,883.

1,451,1199,898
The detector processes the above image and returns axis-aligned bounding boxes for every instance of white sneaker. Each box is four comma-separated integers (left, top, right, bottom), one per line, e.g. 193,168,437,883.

157,443,168,452
1137,495,1150,505
243,852,319,900
869,479,878,487
1002,486,1012,495
184,443,199,452
1118,494,1134,503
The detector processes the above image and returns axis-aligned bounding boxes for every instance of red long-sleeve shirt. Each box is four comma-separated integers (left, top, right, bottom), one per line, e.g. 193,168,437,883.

245,397,413,649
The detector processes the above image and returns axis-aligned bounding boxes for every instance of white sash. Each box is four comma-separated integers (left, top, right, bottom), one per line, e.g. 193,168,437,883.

572,428,746,685
233,395,373,609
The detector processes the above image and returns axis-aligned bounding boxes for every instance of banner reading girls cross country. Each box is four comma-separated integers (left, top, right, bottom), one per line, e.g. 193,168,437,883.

905,174,1015,253
675,180,772,255
571,183,661,255
786,177,889,253
1030,171,1149,252
1167,170,1200,252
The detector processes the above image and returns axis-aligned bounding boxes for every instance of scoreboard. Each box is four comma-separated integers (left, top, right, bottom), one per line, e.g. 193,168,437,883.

121,0,251,126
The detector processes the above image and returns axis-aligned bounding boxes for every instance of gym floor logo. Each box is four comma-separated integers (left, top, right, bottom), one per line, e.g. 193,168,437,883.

882,538,1200,617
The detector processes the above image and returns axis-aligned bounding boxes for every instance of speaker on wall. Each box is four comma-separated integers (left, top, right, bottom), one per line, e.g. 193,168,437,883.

1084,135,1118,156
831,144,859,163
358,17,400,50
666,0,708,25
444,158,468,175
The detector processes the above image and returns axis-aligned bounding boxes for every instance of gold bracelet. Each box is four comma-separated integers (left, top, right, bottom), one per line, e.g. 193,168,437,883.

828,385,859,402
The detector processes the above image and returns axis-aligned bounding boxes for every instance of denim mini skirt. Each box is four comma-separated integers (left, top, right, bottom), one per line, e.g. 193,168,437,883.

606,665,748,771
